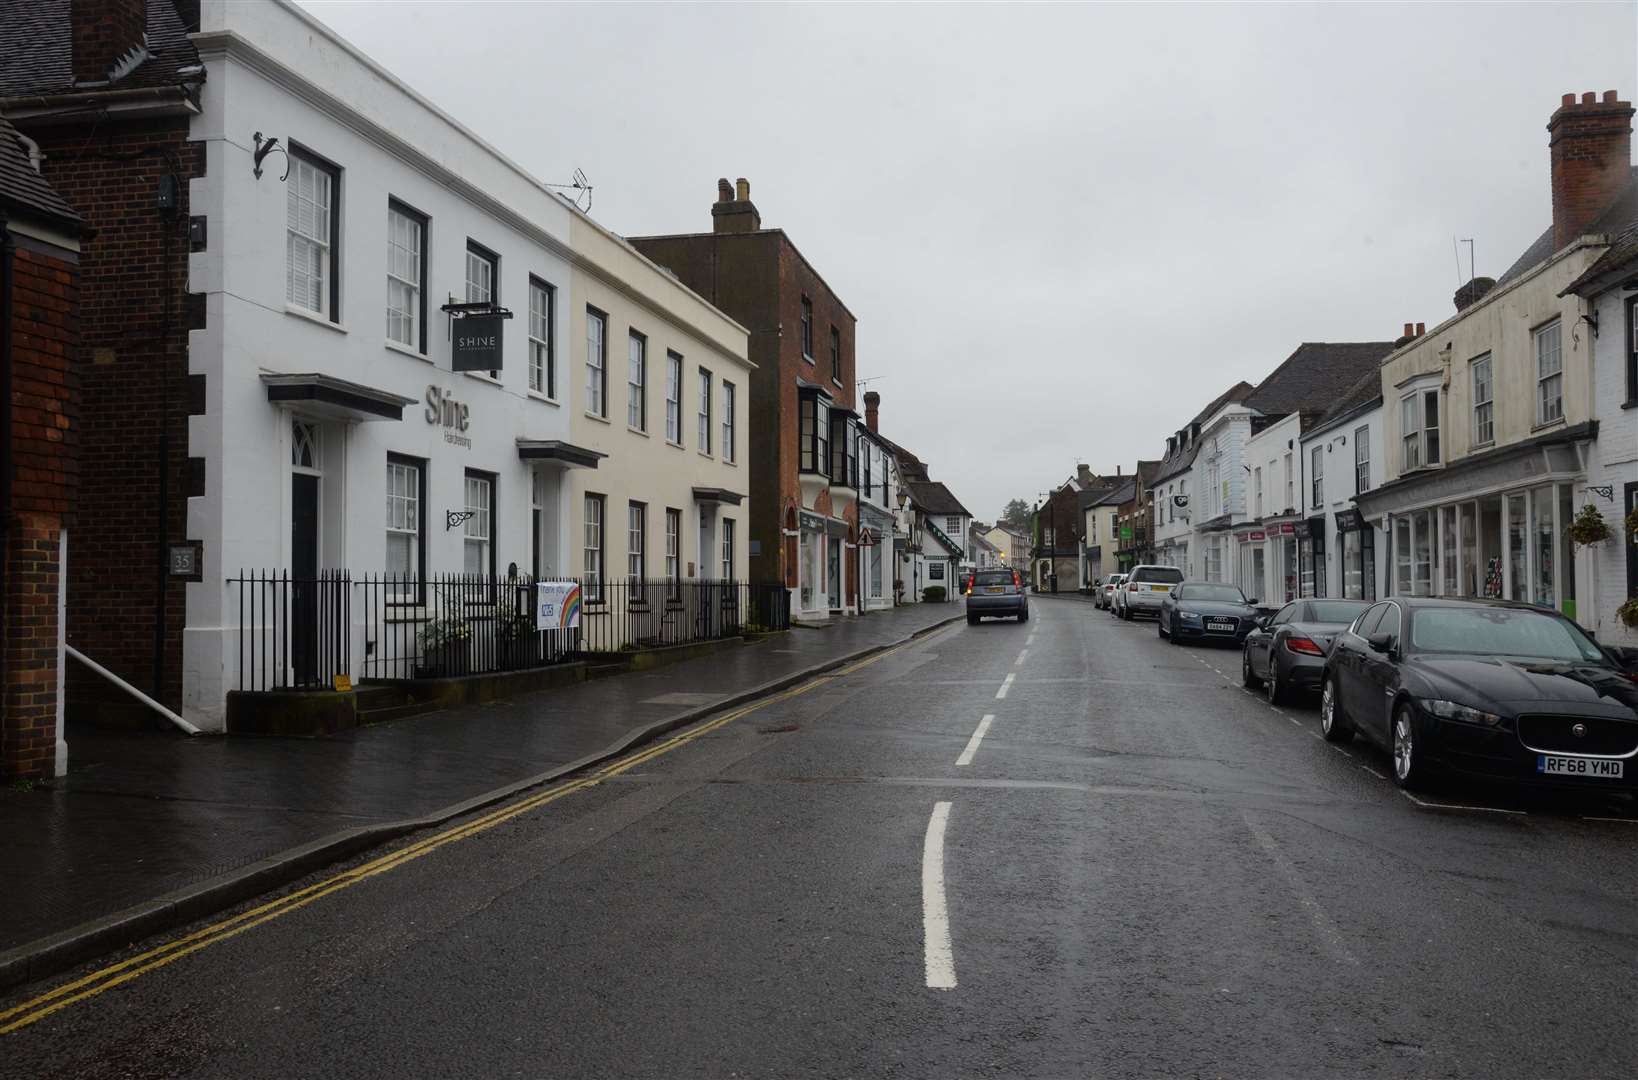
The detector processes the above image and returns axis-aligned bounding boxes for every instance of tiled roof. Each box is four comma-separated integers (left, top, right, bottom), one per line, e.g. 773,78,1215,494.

1306,368,1383,436
1241,341,1394,422
0,115,78,226
906,479,972,518
1152,381,1255,483
0,0,200,99
1497,166,1638,288
1565,215,1638,296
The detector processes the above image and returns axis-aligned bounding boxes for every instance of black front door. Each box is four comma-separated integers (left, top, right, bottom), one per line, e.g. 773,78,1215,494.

291,473,319,686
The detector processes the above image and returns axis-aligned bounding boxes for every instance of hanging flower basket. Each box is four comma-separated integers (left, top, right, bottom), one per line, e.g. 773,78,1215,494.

1617,597,1638,631
1626,506,1638,542
1566,504,1612,548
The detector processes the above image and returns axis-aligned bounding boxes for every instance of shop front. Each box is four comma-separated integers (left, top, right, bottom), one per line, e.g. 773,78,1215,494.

1333,509,1378,601
1234,529,1268,602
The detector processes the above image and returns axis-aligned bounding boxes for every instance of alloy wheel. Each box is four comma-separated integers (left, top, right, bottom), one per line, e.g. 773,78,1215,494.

1265,659,1280,704
1393,713,1414,781
1320,682,1335,735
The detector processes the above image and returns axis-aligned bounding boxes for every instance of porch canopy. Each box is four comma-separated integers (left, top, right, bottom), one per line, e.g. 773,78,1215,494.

692,486,745,505
261,373,417,421
515,439,606,469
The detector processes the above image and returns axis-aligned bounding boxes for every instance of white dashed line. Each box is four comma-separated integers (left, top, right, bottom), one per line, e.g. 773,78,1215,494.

995,673,1015,700
922,801,957,990
1583,816,1638,824
1329,746,1354,759
1359,765,1389,780
1242,812,1359,967
1014,649,1029,666
1026,634,1037,646
955,714,994,767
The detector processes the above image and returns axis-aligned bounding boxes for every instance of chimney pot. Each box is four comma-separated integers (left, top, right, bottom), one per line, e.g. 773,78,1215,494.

1403,322,1414,338
735,177,750,202
863,390,880,433
1606,90,1620,104
711,176,761,233
716,178,733,203
1415,322,1425,336
1547,90,1633,250
1563,93,1578,107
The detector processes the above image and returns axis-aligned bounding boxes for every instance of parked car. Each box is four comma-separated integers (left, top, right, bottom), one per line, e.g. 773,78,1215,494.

965,567,1029,624
1097,573,1127,610
1242,598,1370,704
1157,582,1259,645
1320,597,1638,792
1119,564,1184,620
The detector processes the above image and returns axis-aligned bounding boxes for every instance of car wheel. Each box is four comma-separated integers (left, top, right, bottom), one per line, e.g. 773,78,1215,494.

1019,606,1029,623
966,612,979,626
1391,704,1433,790
1320,675,1353,744
1242,648,1263,689
1265,656,1285,705
1158,614,1168,638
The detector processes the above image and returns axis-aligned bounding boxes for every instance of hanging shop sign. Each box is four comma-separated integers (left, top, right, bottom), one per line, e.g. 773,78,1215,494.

1236,531,1267,542
1336,509,1364,532
535,580,583,631
425,385,472,448
451,313,506,373
1277,523,1295,534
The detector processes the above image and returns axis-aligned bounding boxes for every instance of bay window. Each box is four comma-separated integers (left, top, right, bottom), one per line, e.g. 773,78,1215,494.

799,392,830,474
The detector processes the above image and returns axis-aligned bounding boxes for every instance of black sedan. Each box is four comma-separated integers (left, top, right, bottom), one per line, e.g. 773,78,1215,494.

1319,596,1638,792
1242,598,1370,705
1157,582,1259,646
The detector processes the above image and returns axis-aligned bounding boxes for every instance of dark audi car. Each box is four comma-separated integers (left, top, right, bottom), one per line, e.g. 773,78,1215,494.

1320,597,1638,792
1157,582,1259,645
1242,598,1370,705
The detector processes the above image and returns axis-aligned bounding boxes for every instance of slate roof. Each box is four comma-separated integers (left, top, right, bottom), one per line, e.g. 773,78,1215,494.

1086,478,1136,508
876,434,930,483
1305,368,1383,438
0,0,200,99
905,479,972,518
0,115,78,227
1151,381,1255,483
1564,215,1638,296
1240,341,1394,428
1497,166,1638,288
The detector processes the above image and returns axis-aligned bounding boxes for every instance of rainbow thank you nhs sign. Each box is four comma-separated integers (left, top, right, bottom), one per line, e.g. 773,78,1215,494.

535,581,583,631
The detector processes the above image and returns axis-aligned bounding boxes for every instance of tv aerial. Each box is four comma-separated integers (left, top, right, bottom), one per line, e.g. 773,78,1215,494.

544,168,593,213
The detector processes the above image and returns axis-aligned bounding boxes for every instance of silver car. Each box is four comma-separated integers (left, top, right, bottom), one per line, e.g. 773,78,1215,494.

1118,564,1185,619
1097,573,1127,610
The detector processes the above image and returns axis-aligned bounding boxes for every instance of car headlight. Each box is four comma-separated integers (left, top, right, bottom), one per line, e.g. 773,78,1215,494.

1416,698,1502,726
1177,610,1202,624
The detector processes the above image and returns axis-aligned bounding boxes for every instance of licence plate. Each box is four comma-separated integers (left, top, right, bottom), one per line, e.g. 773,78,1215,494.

1206,619,1236,632
985,586,1005,594
1150,584,1170,593
1538,755,1625,779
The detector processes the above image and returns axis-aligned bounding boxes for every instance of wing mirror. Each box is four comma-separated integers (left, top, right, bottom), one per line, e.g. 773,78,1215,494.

1245,597,1259,606
1366,632,1396,655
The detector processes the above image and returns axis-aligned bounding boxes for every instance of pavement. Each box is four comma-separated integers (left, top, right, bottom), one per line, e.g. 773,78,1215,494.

0,601,959,981
4,594,1638,1077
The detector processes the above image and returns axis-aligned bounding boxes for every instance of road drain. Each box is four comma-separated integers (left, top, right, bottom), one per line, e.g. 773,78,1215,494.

756,723,800,734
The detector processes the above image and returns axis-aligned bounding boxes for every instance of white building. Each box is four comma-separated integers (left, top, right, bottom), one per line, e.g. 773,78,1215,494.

856,423,903,612
1238,412,1305,603
1150,383,1254,575
1558,219,1637,646
1296,372,1389,603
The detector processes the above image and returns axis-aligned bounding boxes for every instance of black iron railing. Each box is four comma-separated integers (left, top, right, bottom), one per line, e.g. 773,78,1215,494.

229,571,791,691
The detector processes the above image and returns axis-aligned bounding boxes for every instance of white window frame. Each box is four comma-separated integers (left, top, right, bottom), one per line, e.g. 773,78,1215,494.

665,351,683,445
465,243,495,305
665,508,681,599
627,331,646,431
722,382,736,464
463,473,492,576
697,368,713,454
1354,426,1370,493
586,308,608,417
286,151,335,319
386,202,423,351
528,278,555,398
1283,452,1293,511
584,494,605,599
721,518,735,581
1471,354,1493,446
385,457,422,595
627,501,646,584
1535,320,1563,426
1310,445,1324,509
1253,466,1263,517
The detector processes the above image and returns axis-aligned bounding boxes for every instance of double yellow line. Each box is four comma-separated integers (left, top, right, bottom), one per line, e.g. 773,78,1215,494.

0,630,936,1036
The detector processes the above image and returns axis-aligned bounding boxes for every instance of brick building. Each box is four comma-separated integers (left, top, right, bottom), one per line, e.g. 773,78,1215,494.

631,180,862,619
2,115,82,779
1,0,204,725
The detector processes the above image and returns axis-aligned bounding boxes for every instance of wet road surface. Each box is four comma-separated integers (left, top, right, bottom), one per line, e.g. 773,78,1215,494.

4,594,1635,1078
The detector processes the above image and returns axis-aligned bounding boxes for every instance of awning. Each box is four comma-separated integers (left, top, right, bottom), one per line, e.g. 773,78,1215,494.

261,373,417,421
516,440,605,469
692,486,744,505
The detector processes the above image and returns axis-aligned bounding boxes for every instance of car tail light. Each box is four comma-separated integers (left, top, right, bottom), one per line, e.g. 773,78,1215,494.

1012,570,1021,588
1128,583,1138,591
1285,636,1325,656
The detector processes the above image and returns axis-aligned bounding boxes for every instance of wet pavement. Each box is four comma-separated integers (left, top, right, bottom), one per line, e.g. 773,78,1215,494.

0,602,958,955
3,594,1635,1077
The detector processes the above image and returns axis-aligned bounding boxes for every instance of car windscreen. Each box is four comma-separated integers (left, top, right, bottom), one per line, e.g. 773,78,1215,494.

1131,567,1184,584
1107,575,1126,584
1307,600,1369,624
1183,584,1244,603
972,571,1014,587
1408,607,1606,662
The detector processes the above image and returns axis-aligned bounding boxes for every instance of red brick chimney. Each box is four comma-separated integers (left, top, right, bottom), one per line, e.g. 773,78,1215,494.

1548,90,1635,251
72,0,147,85
863,390,880,433
711,175,761,234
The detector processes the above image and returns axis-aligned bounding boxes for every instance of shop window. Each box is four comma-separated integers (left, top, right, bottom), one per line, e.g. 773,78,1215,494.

386,200,426,352
1439,505,1458,596
1535,320,1563,426
1394,517,1412,596
1342,527,1362,599
287,148,338,320
1506,493,1528,600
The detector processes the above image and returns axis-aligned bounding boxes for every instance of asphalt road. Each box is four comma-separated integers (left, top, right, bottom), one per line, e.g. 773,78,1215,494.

5,594,1637,1079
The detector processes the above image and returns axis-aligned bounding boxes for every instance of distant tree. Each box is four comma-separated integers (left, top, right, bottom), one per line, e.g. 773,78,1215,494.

1001,498,1031,529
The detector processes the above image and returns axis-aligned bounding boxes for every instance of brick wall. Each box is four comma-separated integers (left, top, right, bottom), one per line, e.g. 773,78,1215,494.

4,240,79,779
26,116,202,717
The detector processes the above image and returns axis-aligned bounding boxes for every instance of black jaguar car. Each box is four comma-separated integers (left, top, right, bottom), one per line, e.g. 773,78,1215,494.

1242,598,1371,704
1157,582,1259,646
1319,596,1638,792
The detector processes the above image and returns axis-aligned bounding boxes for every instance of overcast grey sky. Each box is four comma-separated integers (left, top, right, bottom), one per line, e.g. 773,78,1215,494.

300,0,1636,522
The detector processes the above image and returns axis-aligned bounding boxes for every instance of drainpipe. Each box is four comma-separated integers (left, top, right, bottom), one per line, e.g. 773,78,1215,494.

2,211,14,642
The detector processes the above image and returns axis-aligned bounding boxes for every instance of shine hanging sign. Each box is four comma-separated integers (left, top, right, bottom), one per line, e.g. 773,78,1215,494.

451,313,505,372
